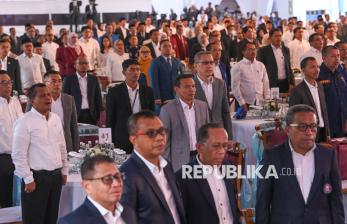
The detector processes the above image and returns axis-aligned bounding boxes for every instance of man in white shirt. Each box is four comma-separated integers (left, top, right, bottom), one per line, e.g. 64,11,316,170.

17,38,46,93
145,16,155,33
288,27,311,69
231,42,270,111
42,30,59,70
301,33,324,66
78,26,100,70
12,83,68,224
160,74,210,171
120,110,186,223
176,123,239,224
282,22,294,47
0,71,23,208
106,40,129,82
325,27,340,46
256,104,344,223
58,155,129,224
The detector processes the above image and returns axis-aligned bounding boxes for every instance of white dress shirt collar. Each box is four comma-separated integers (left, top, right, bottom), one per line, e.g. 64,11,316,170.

197,74,213,85
87,196,124,224
134,149,168,172
77,72,88,80
30,106,51,120
289,140,316,156
241,57,255,64
271,44,282,50
126,82,139,91
179,97,194,110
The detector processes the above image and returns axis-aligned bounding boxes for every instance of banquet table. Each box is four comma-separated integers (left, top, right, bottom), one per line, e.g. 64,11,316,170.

231,118,272,165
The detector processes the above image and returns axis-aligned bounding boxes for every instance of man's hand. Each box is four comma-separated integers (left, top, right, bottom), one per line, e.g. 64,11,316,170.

241,104,249,112
25,181,36,193
155,99,162,105
61,175,67,185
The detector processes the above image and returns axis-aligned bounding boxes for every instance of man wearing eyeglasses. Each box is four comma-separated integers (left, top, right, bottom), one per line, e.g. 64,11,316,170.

59,155,130,224
256,104,344,224
120,110,187,224
193,50,232,140
0,71,23,208
231,41,270,111
176,123,240,224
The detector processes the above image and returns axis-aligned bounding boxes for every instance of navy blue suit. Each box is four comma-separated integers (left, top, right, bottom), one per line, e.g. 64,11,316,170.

149,56,183,102
58,198,133,224
317,63,347,137
256,141,345,224
62,73,102,123
176,158,240,224
120,152,186,224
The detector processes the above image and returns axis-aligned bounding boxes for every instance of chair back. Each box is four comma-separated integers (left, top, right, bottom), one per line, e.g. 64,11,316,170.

255,118,287,150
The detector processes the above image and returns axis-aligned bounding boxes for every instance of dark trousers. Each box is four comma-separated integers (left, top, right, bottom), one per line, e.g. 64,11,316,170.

78,109,96,125
278,79,289,93
0,154,15,208
21,169,62,224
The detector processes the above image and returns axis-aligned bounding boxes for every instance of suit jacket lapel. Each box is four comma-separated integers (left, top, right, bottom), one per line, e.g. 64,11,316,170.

84,198,108,224
223,175,238,218
302,81,316,109
191,159,218,214
120,82,133,113
73,74,82,98
87,75,92,105
306,147,323,205
60,94,68,129
193,76,208,102
281,142,306,203
139,84,147,109
175,98,190,137
211,79,218,111
131,154,174,218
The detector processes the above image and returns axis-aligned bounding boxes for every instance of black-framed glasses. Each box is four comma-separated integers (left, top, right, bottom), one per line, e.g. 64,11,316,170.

136,127,167,138
0,80,13,86
289,123,318,132
84,173,124,185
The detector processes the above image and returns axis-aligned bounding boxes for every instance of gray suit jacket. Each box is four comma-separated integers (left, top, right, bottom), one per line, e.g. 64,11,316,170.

160,98,210,172
26,93,79,152
193,75,233,139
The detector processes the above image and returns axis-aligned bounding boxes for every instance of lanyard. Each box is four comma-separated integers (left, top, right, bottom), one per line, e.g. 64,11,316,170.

131,90,138,111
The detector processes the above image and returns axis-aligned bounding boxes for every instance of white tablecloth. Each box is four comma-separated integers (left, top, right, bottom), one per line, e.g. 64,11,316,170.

58,173,86,218
232,118,271,164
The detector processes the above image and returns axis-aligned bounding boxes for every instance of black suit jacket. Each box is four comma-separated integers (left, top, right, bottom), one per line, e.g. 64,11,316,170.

58,197,133,224
176,158,240,224
145,42,159,59
289,80,330,139
6,57,22,94
114,27,129,41
106,82,154,153
257,44,294,89
137,32,150,46
62,73,102,122
10,36,21,55
43,57,52,72
120,153,186,224
256,142,345,224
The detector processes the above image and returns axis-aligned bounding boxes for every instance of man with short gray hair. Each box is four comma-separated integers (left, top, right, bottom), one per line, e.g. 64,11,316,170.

256,104,344,223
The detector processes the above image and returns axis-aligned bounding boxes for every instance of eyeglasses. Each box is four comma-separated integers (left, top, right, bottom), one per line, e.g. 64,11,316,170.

0,80,13,86
289,123,318,132
85,173,124,185
198,61,214,65
136,127,167,138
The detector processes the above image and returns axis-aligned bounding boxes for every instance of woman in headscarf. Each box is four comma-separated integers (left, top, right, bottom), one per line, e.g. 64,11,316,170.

56,32,84,77
138,45,153,86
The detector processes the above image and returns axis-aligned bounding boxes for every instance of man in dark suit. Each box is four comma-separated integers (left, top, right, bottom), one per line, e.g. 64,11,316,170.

176,123,240,224
221,24,238,61
9,27,21,55
193,51,233,139
114,18,129,42
149,39,183,109
69,0,81,32
120,110,186,224
256,104,345,224
85,0,97,22
289,57,330,142
106,59,154,154
0,39,22,94
257,28,294,93
137,22,150,46
145,29,161,59
63,56,102,125
58,155,132,224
